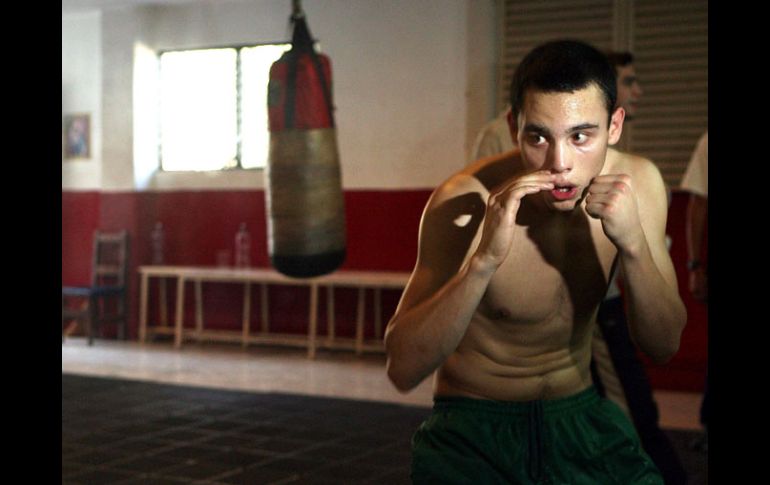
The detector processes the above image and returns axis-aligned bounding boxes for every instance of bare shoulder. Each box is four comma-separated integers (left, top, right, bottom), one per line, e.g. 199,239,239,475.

429,170,486,208
426,154,514,211
414,152,521,281
606,148,666,197
418,168,488,250
396,164,492,313
606,148,669,238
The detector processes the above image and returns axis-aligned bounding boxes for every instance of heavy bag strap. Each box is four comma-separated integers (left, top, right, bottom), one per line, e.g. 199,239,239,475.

283,13,335,129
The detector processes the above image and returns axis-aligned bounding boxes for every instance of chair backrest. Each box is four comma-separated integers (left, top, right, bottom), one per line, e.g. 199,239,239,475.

91,230,129,288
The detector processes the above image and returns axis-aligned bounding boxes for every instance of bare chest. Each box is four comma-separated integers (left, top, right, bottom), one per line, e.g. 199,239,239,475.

478,215,617,324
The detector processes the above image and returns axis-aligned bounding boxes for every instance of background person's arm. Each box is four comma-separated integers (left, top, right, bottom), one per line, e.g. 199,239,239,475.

685,193,708,301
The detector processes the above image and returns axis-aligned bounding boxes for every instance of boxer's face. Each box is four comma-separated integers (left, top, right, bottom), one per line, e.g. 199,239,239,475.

512,84,624,211
615,64,642,121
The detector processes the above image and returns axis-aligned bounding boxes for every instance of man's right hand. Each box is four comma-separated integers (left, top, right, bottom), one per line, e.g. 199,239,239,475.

473,170,555,271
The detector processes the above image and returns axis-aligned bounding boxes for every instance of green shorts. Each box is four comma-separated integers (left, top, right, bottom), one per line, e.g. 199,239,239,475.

411,387,663,484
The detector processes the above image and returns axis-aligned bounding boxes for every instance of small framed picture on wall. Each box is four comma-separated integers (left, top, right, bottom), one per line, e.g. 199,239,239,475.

63,113,90,160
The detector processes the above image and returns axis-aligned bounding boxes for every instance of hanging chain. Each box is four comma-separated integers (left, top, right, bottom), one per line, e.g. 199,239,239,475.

292,0,304,19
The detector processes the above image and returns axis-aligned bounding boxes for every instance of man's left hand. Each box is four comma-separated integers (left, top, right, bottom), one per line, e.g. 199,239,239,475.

585,174,645,253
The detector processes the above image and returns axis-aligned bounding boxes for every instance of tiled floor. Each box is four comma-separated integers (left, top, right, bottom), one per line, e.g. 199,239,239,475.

61,338,704,430
62,338,707,484
62,373,426,484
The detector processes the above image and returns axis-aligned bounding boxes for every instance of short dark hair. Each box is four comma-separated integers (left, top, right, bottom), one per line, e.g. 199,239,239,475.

509,40,617,124
605,51,634,69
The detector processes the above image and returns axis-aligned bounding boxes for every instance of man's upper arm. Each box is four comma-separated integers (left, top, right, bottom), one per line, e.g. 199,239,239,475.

634,160,679,289
394,175,487,317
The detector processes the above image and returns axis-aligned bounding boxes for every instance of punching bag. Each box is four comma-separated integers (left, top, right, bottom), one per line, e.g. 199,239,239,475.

265,5,346,278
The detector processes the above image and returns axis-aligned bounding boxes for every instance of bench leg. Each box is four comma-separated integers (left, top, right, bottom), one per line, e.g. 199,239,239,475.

308,285,319,359
355,288,365,356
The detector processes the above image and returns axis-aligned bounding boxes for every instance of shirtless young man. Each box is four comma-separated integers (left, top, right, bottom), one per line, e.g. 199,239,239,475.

384,40,686,484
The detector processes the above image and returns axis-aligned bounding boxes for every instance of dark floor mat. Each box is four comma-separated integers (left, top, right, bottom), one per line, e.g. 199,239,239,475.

62,373,707,484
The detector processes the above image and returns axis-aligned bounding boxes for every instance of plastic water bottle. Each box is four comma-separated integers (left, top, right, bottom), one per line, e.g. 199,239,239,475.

151,222,165,265
235,223,251,268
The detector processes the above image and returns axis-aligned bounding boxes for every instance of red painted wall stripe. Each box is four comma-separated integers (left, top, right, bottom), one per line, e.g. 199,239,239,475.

62,188,706,392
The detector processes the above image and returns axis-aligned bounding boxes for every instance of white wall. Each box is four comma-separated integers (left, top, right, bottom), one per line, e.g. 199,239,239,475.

102,6,151,192
62,0,497,191
62,10,102,190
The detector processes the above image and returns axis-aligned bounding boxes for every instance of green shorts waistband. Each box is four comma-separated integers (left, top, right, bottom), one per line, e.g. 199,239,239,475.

433,386,599,417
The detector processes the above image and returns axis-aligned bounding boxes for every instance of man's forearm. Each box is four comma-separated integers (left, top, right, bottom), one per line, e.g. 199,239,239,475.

384,256,494,392
619,242,687,364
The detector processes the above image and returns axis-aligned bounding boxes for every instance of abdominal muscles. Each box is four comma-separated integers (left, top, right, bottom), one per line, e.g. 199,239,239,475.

434,301,596,401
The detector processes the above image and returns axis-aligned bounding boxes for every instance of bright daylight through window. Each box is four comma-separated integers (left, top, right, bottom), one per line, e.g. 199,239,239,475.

159,44,290,172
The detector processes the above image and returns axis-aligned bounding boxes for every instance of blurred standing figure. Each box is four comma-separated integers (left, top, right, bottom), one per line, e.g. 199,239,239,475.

680,131,708,452
607,51,644,121
470,106,514,161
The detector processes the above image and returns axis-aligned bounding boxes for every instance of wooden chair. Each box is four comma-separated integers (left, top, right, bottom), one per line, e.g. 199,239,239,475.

62,230,129,345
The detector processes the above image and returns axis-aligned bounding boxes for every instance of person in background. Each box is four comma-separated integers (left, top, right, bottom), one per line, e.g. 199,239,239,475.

470,105,514,161
680,130,708,452
607,51,643,122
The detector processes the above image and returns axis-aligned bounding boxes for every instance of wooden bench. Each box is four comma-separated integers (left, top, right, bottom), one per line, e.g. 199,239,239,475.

138,266,410,358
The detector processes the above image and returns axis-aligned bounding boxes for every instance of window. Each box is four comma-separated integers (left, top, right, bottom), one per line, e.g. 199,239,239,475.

159,43,290,172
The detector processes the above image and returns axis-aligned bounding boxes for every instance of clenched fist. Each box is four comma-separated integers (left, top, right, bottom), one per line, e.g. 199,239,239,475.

585,174,645,253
